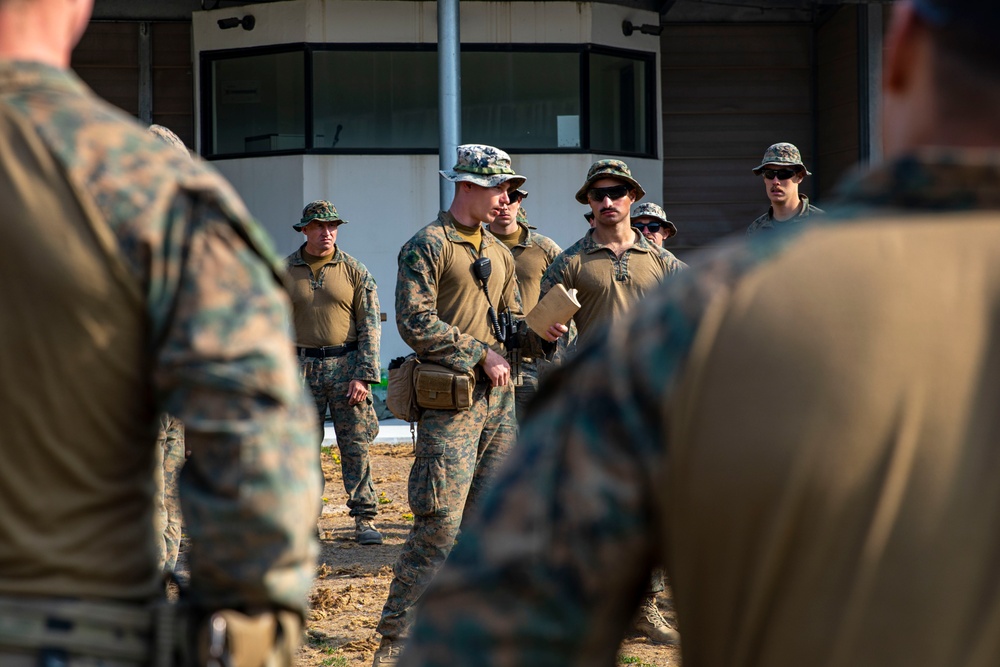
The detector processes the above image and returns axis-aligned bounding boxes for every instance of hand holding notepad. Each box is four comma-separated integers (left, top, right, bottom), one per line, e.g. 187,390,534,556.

525,284,580,336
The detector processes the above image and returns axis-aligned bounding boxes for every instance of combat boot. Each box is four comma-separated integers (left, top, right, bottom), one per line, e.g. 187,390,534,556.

356,517,383,545
371,637,403,666
634,595,679,645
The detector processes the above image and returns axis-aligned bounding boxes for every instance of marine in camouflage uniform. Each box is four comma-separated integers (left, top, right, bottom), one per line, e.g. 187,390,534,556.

286,201,383,545
373,145,533,665
398,3,1000,665
631,202,678,248
540,159,684,644
746,142,824,236
146,124,190,575
0,2,320,662
486,191,565,422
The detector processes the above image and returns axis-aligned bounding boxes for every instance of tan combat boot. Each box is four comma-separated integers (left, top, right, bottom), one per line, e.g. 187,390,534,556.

371,636,403,666
634,594,679,645
355,517,383,545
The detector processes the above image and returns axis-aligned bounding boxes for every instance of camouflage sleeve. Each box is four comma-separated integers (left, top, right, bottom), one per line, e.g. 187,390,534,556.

152,193,321,618
352,265,382,384
398,236,799,667
395,234,489,372
659,247,688,274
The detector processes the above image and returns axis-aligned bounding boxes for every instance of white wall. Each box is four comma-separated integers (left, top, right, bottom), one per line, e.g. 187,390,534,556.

194,0,663,369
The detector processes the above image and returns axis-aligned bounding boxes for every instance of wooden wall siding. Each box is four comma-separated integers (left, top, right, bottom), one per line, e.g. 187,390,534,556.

816,6,860,199
151,23,194,148
71,22,194,149
661,25,814,250
72,23,140,116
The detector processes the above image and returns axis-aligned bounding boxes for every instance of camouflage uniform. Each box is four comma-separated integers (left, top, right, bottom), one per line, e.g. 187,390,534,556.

745,194,824,236
500,206,564,422
747,142,825,236
399,150,1000,667
285,232,382,526
631,202,678,243
0,60,319,662
376,145,526,650
153,413,185,572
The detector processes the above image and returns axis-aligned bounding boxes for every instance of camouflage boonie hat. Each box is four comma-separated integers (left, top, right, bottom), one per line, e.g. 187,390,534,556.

440,144,526,190
752,142,812,176
575,159,645,204
631,202,677,238
294,200,348,231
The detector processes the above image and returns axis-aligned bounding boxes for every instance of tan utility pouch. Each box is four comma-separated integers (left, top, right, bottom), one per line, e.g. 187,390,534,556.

414,362,476,411
197,609,301,667
386,355,421,422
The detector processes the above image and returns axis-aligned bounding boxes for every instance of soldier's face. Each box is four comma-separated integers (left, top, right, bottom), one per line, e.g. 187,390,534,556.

632,216,666,247
493,191,522,229
467,181,511,224
588,177,635,226
302,220,341,256
762,166,804,207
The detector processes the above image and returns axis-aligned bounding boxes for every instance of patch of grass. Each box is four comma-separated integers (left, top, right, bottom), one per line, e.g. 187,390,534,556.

401,512,414,522
320,656,348,667
618,656,654,667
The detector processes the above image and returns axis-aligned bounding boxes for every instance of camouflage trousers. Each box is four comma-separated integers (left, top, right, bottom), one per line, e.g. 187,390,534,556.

154,414,184,572
302,352,379,519
376,379,515,640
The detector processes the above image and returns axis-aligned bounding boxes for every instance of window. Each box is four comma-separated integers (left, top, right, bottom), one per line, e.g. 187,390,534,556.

202,45,653,158
209,50,305,155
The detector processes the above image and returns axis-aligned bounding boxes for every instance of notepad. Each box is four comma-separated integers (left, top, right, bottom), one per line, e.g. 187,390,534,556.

525,284,581,336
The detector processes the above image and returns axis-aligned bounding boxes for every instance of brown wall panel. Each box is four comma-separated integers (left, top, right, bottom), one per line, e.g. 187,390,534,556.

816,7,860,198
661,23,814,250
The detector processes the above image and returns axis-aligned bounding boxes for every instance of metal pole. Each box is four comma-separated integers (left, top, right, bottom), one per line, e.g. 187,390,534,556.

857,4,883,165
438,0,461,211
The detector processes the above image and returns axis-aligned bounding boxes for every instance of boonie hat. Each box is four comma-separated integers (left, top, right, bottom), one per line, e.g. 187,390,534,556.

575,159,645,205
752,142,811,176
295,200,348,231
631,202,678,238
440,144,526,191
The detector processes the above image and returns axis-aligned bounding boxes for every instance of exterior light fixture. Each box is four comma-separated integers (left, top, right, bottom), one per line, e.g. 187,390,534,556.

622,20,663,37
217,15,256,31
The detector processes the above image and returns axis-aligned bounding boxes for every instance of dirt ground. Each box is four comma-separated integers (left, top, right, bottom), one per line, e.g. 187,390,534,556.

294,441,681,667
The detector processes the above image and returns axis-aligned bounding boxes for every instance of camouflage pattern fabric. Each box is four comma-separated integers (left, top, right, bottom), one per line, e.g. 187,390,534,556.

377,380,515,640
631,202,678,238
439,144,526,190
154,414,185,572
746,194,825,236
397,151,1000,667
301,353,379,518
0,61,319,616
295,199,348,230
751,142,812,175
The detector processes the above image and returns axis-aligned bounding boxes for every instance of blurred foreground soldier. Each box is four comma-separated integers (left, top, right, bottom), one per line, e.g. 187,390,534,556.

286,200,383,545
373,145,564,665
147,123,190,574
399,2,1000,666
486,191,564,422
0,1,320,665
631,202,678,248
746,142,824,236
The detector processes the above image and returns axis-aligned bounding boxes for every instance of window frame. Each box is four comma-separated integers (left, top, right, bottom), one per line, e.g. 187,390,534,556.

199,42,657,159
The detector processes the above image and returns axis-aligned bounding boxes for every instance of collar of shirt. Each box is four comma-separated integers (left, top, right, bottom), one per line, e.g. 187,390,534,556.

288,244,342,267
581,226,655,255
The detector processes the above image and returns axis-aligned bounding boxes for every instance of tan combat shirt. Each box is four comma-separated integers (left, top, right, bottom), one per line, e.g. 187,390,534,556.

497,222,563,314
396,211,521,372
539,228,685,347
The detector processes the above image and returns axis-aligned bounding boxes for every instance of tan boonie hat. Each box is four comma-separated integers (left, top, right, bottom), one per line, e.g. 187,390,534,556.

752,142,812,176
440,144,526,190
631,202,678,238
575,159,646,205
295,200,347,231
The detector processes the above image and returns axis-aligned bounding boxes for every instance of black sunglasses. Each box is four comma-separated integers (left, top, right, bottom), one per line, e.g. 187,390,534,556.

633,222,662,233
761,168,799,180
587,185,631,202
508,191,525,203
